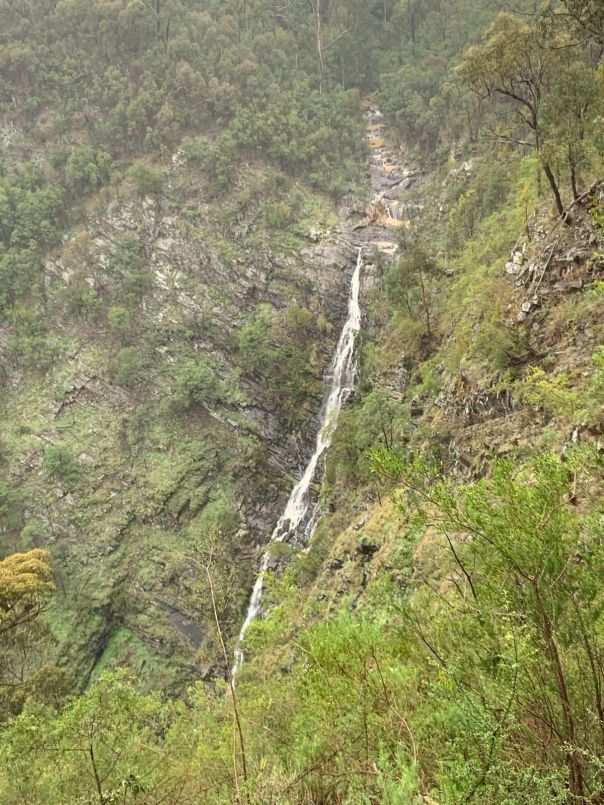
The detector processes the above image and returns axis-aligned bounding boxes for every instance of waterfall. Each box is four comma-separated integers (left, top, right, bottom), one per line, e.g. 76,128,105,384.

232,248,363,676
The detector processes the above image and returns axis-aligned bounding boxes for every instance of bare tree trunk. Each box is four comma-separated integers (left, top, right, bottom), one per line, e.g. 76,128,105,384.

569,147,579,201
534,115,564,217
572,598,604,747
407,0,417,43
417,266,431,337
309,0,325,93
542,160,566,220
533,582,585,801
204,562,248,797
89,744,104,804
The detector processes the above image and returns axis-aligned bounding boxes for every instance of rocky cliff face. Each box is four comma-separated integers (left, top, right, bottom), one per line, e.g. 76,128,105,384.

0,151,359,691
262,115,604,661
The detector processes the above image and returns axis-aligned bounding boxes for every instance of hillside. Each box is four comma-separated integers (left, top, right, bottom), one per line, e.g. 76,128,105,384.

0,0,603,803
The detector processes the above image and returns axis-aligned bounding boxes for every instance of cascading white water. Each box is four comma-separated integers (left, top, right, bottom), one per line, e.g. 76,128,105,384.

232,248,363,676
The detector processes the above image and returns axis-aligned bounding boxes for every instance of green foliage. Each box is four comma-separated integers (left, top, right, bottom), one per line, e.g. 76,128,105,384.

110,232,151,303
379,0,537,156
590,345,604,406
180,137,206,162
4,306,64,371
327,388,409,489
237,305,277,375
474,320,529,374
236,303,321,422
64,145,112,194
0,0,372,198
0,3,602,803
112,346,144,387
0,672,169,804
562,0,604,43
107,305,132,339
370,447,604,802
385,247,438,337
43,447,79,487
194,492,240,536
174,357,229,409
0,165,63,315
516,366,581,420
0,483,22,531
590,200,604,234
264,201,293,229
457,10,602,214
126,161,163,196
0,452,602,803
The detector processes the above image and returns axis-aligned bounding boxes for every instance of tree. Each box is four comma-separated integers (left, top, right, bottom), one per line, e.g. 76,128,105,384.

107,305,132,343
542,56,599,201
308,0,327,93
385,247,438,337
0,550,58,721
0,550,54,638
372,448,604,801
112,346,144,386
43,446,79,488
0,482,23,533
110,232,151,304
64,146,112,194
307,0,355,93
326,389,409,490
237,306,277,377
174,357,225,408
458,13,567,217
0,671,171,803
125,161,163,196
357,388,408,451
562,0,604,44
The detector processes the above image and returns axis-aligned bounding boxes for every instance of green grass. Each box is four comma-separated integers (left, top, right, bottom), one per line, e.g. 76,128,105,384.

90,627,152,681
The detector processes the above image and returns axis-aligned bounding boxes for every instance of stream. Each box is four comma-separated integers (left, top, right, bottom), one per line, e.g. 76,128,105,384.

232,101,419,676
232,248,363,675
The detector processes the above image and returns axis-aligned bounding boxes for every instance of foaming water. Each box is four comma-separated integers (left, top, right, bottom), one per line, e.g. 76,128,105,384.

232,248,363,676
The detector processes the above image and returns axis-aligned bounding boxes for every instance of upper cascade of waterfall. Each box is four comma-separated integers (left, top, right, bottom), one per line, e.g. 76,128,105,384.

232,248,364,676
272,246,363,544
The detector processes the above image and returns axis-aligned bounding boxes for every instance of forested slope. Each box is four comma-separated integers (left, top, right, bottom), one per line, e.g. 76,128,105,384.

0,0,371,695
0,0,603,802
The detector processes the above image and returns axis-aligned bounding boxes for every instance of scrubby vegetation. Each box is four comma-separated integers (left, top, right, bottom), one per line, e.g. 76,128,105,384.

1,451,602,803
0,0,603,802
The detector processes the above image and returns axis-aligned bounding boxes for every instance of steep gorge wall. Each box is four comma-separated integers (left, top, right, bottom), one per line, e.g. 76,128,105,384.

0,151,358,690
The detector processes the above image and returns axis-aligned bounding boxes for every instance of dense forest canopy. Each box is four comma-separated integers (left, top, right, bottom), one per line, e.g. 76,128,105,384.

0,0,603,802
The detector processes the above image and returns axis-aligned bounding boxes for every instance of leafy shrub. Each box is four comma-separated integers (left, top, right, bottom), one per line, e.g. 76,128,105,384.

0,482,22,531
236,306,277,375
180,137,205,162
64,145,112,194
516,367,581,419
474,320,529,373
43,447,79,487
111,233,150,297
265,201,293,229
112,346,144,387
107,306,132,340
174,357,230,409
126,161,163,196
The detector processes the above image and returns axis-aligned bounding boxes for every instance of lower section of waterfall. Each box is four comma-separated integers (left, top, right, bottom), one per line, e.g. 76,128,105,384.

232,248,363,676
